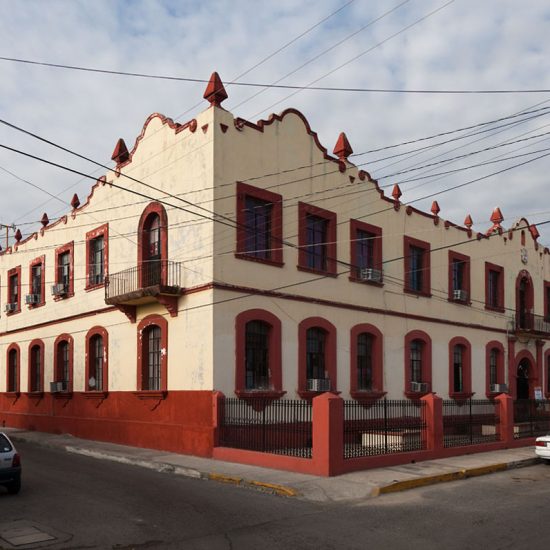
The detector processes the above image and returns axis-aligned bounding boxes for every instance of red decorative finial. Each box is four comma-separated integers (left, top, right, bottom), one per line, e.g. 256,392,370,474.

333,132,353,161
464,214,473,229
14,229,22,243
431,201,440,216
490,207,504,225
203,72,228,107
111,138,130,164
71,193,80,209
392,184,402,201
41,213,49,227
529,224,540,240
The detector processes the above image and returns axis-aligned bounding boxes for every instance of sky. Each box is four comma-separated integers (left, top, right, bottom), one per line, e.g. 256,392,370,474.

1,0,550,244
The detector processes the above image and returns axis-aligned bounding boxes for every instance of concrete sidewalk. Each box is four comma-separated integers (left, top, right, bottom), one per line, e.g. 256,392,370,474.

3,427,540,503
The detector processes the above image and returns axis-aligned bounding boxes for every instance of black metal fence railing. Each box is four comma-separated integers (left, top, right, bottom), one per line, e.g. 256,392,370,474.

105,260,183,300
218,398,313,458
442,399,499,448
343,399,426,459
512,313,550,335
513,399,550,439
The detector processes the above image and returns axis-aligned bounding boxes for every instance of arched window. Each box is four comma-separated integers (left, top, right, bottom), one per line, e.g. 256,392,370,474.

86,327,108,392
449,338,472,398
357,333,373,391
350,324,384,399
138,203,168,288
137,315,168,392
53,334,73,392
298,317,337,397
486,341,505,397
28,340,44,393
245,321,270,390
404,331,432,397
6,345,19,393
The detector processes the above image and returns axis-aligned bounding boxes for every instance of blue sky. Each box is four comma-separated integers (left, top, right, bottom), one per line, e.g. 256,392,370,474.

1,0,550,243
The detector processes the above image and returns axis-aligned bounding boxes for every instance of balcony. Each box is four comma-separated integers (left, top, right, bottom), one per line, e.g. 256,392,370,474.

105,261,184,321
512,313,550,337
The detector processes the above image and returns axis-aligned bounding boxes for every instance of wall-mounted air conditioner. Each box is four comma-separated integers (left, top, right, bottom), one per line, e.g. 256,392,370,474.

359,268,383,283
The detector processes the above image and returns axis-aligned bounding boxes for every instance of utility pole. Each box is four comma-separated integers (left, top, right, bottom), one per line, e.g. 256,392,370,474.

0,223,16,249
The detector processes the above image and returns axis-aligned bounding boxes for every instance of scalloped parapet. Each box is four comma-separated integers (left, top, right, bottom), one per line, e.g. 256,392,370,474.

203,71,228,107
41,212,49,227
111,138,130,164
333,132,353,161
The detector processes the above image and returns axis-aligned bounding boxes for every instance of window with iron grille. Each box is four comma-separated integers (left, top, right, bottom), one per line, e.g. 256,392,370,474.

58,252,70,289
31,264,42,299
453,345,464,393
145,325,161,391
357,332,373,391
89,236,105,285
489,348,498,386
452,259,465,291
243,197,273,260
306,327,326,380
305,215,329,272
245,321,270,390
8,272,19,306
7,348,18,392
88,334,104,391
409,246,424,292
355,230,375,274
57,341,70,387
30,345,41,392
410,339,423,383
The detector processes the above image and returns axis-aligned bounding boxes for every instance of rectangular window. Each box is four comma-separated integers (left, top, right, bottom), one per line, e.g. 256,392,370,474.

86,225,108,290
404,236,430,296
544,281,550,322
54,242,74,298
485,262,504,311
350,220,382,283
236,182,283,265
6,266,21,314
28,255,45,307
448,251,470,303
298,202,337,275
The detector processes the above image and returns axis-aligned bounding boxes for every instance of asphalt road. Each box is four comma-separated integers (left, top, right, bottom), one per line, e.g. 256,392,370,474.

2,441,550,549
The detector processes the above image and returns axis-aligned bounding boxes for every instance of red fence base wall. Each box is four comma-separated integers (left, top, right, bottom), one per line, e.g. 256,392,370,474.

0,391,215,457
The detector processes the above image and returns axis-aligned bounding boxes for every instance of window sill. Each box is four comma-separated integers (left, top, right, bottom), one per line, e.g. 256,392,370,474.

485,305,505,313
5,310,21,316
297,390,341,400
85,283,105,292
349,390,387,401
448,298,471,306
27,302,45,309
5,391,21,398
234,253,284,268
53,293,75,302
449,391,474,401
52,391,73,399
348,276,383,287
26,391,44,399
404,288,432,298
82,391,109,399
404,390,430,399
133,391,167,400
297,265,337,278
234,390,286,400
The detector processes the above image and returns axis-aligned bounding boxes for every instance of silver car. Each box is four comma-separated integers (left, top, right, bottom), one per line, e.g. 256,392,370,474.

0,432,21,494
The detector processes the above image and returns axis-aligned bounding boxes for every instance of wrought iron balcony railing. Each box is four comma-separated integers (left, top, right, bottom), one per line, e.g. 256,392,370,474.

512,313,550,336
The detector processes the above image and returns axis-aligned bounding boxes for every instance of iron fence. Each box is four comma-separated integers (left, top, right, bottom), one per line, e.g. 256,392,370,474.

442,399,499,448
105,260,183,300
513,399,550,439
343,399,426,459
512,313,550,335
218,398,313,458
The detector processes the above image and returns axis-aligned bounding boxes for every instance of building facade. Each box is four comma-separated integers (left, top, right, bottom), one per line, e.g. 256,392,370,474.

1,73,549,470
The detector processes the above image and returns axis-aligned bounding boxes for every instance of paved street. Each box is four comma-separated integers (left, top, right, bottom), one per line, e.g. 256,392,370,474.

2,440,550,549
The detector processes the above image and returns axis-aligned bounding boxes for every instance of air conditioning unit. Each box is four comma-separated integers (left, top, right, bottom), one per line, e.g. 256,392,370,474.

50,381,66,393
307,378,331,392
453,289,468,301
411,381,428,393
51,283,67,296
4,303,17,313
25,294,40,305
490,383,508,393
359,268,383,283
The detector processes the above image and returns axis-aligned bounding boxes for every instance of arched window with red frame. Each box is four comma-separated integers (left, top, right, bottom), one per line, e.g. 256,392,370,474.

53,334,73,393
85,327,109,392
137,314,168,392
28,339,44,393
350,324,384,400
486,341,505,397
138,203,168,288
404,330,432,398
448,337,473,399
6,344,20,393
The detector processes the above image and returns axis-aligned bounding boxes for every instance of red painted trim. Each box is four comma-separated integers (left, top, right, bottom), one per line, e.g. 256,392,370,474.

403,236,431,297
235,182,283,266
53,333,74,393
54,241,75,299
85,326,109,392
404,330,432,397
515,269,534,323
485,341,505,398
235,309,283,395
6,265,21,314
485,261,504,312
513,349,536,399
349,220,382,284
298,202,337,276
137,314,168,391
544,349,550,397
85,223,109,291
137,202,168,287
28,339,45,393
544,281,550,320
28,255,46,308
298,317,337,397
349,323,384,397
447,250,470,304
6,343,20,392
448,336,472,398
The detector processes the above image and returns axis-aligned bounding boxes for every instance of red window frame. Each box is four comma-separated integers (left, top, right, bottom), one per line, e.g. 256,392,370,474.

28,339,45,393
235,309,284,399
136,314,168,392
349,220,382,284
485,341,505,398
53,334,74,393
403,236,431,297
138,203,168,288
6,343,20,393
298,202,337,276
6,266,21,315
404,330,432,398
28,255,46,308
485,262,504,312
236,182,283,266
448,250,470,304
86,224,109,291
448,337,473,399
349,324,385,400
85,326,109,392
54,242,75,299
545,349,550,398
298,317,337,399
544,281,550,321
